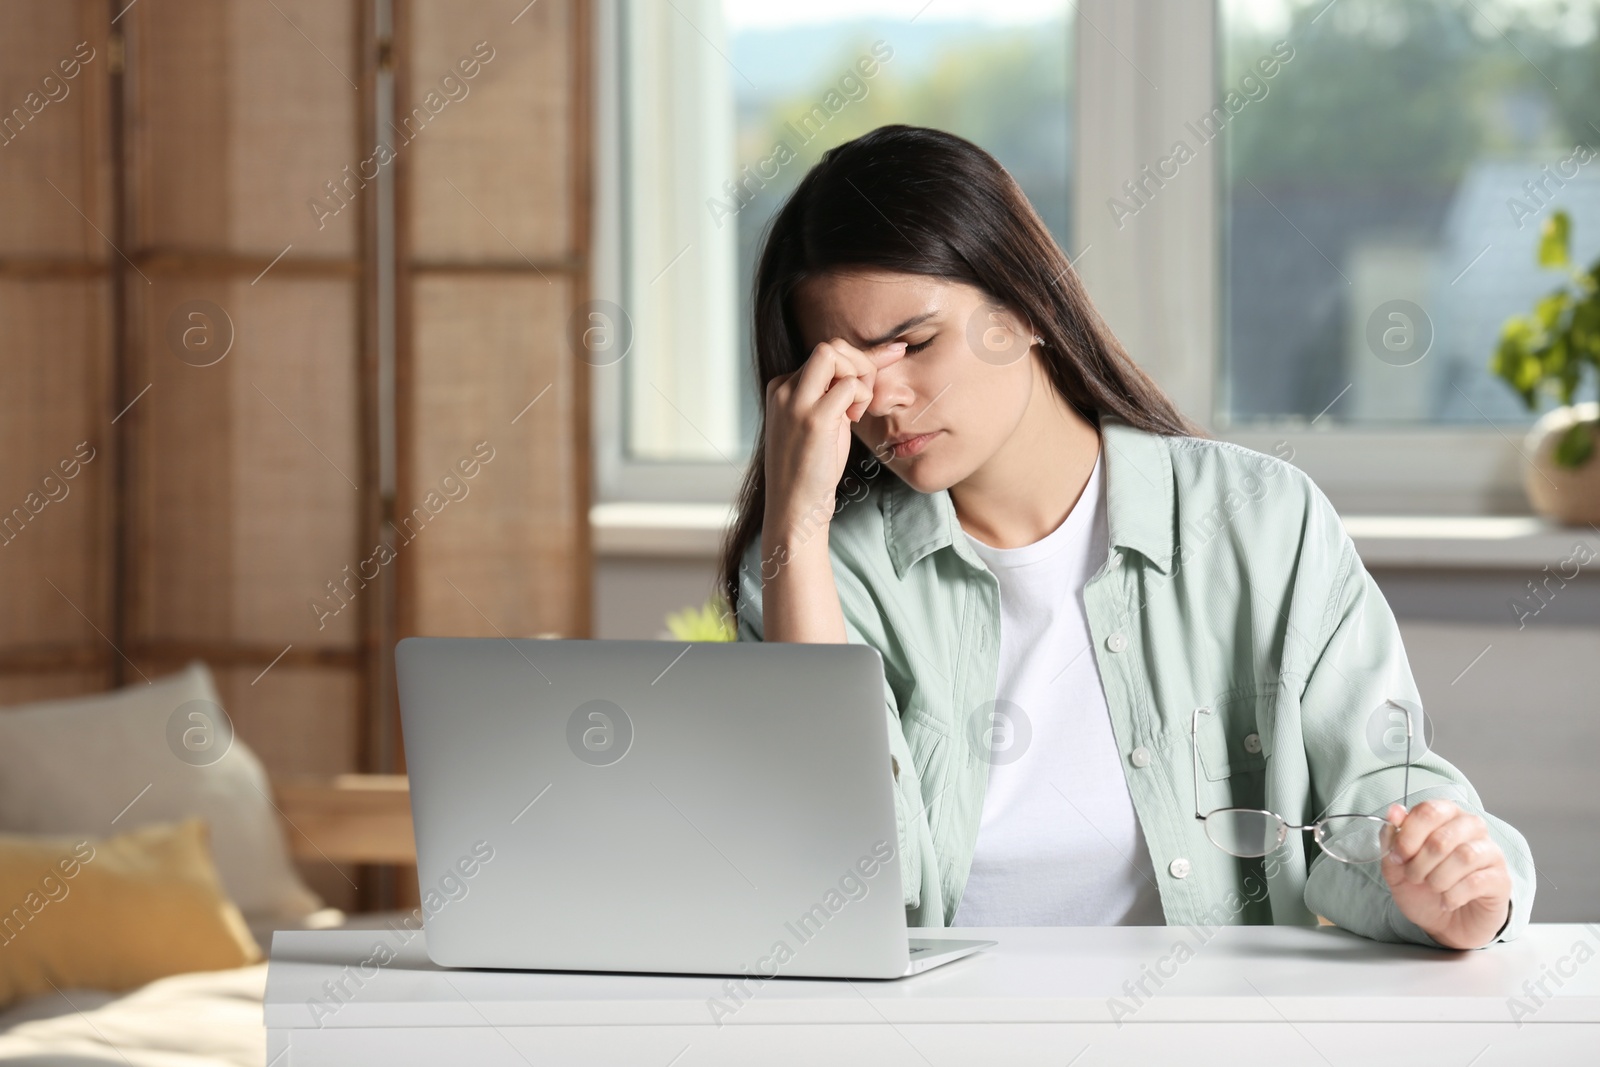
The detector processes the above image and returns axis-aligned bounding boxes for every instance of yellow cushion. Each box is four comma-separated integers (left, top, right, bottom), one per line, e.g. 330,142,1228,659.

0,818,261,1007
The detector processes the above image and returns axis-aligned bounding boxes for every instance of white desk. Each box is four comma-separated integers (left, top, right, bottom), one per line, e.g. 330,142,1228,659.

266,923,1600,1065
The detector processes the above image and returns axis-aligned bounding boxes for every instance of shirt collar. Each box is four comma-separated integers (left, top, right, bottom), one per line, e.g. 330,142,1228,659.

880,416,1177,579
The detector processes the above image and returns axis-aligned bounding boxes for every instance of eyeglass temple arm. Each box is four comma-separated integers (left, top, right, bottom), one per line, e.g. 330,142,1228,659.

1403,704,1412,809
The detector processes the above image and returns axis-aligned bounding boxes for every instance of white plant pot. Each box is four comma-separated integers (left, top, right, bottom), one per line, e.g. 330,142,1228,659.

1523,401,1600,525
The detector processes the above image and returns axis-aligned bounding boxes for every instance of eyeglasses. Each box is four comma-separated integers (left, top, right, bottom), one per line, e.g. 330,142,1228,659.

1191,704,1412,865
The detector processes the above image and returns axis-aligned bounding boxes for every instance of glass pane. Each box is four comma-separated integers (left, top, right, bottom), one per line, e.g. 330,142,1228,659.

629,0,1075,461
1203,808,1284,856
1220,0,1600,427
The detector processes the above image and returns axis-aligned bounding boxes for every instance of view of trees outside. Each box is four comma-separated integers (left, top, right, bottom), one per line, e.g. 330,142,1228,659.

723,0,1074,450
1223,0,1600,425
714,0,1600,448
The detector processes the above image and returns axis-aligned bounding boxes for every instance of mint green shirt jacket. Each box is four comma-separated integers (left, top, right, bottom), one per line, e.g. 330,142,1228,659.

736,418,1535,947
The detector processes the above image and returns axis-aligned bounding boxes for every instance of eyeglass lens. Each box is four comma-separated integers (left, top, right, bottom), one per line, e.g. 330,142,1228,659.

1317,815,1399,864
1204,810,1400,864
1201,809,1284,857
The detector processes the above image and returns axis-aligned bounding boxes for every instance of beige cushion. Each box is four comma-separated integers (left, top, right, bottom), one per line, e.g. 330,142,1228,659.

0,819,262,1008
0,662,321,921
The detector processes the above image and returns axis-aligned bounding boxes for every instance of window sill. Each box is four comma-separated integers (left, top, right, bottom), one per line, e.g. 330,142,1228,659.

592,502,734,558
1339,516,1594,570
592,504,1595,570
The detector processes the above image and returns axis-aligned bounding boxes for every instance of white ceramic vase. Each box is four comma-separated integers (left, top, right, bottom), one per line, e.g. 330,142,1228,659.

1523,401,1600,525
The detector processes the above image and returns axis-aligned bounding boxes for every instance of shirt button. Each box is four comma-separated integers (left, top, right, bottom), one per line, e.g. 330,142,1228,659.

1106,633,1128,653
1244,733,1262,754
1169,858,1191,879
1129,746,1151,768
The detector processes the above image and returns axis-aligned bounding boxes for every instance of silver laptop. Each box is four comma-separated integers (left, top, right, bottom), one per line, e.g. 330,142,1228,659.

395,637,994,979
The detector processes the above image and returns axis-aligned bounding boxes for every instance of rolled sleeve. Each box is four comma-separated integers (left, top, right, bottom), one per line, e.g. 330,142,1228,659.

1297,538,1536,948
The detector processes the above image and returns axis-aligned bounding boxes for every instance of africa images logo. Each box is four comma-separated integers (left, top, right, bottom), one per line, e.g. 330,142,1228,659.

566,699,633,767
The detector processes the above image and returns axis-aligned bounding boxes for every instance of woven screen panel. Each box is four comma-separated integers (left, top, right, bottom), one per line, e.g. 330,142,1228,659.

403,0,573,263
210,663,360,779
0,673,109,706
0,279,111,650
404,273,579,638
302,863,359,914
129,278,361,647
127,0,360,259
0,0,110,258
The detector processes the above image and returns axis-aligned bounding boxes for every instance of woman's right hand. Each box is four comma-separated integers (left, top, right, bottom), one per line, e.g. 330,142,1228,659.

762,338,906,538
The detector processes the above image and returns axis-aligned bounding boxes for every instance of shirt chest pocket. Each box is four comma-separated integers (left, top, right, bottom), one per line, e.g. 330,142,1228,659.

1194,688,1272,781
899,690,954,780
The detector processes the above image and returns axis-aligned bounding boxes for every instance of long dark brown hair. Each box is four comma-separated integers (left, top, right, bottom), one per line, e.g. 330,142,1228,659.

718,125,1202,617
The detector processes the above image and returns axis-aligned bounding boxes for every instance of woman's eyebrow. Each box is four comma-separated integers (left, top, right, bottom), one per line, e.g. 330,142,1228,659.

859,311,936,347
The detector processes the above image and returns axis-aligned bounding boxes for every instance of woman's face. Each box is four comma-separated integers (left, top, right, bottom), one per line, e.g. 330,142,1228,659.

791,269,1039,494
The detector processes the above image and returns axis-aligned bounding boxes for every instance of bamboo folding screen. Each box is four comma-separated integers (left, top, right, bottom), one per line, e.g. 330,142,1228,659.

0,3,116,705
397,0,591,659
0,0,590,908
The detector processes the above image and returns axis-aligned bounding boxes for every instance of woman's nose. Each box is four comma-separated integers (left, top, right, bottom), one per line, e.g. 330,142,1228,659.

866,364,916,417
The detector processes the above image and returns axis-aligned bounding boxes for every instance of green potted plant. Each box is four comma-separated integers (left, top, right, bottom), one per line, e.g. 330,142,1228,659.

1492,209,1600,524
663,594,736,642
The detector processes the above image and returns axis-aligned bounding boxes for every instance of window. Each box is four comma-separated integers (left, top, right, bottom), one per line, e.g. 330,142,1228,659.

597,0,1600,513
594,0,1074,500
1221,0,1600,427
721,0,1076,453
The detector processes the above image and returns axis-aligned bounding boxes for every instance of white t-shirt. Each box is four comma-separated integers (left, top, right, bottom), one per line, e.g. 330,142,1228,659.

950,449,1165,927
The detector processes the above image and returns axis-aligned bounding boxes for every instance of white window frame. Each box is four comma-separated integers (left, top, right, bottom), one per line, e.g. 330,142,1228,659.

592,0,746,504
594,0,1529,515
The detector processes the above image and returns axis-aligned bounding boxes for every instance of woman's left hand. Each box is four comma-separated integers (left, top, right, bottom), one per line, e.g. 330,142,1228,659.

1381,799,1512,949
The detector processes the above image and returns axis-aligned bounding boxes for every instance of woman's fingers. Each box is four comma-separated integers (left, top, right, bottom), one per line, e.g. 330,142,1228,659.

831,340,877,399
1381,801,1512,948
870,339,909,370
1412,813,1485,881
765,370,796,406
847,341,906,420
1400,809,1489,885
842,348,876,421
791,339,895,421
1384,800,1504,896
761,335,913,544
790,343,844,406
782,336,908,424
1421,838,1500,898
817,369,862,422
1386,799,1458,866
795,340,865,403
1437,864,1512,914
832,339,906,421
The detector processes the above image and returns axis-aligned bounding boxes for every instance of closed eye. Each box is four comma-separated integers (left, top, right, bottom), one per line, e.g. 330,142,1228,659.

904,336,935,354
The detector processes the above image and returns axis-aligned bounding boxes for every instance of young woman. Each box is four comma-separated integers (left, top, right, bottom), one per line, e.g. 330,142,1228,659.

720,125,1533,950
